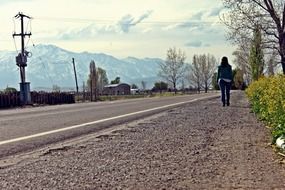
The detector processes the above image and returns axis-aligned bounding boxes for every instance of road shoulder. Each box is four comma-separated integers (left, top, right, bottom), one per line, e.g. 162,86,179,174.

0,91,284,189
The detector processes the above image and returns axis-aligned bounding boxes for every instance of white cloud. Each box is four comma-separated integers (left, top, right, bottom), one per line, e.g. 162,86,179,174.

0,0,34,5
208,6,225,17
0,0,235,60
190,11,204,21
162,24,181,31
117,10,153,33
185,41,203,48
142,28,153,33
55,10,153,40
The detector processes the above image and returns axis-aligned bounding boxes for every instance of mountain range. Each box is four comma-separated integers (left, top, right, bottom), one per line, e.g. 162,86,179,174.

0,44,163,91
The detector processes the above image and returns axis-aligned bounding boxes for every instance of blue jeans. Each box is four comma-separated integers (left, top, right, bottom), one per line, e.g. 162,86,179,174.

219,79,231,106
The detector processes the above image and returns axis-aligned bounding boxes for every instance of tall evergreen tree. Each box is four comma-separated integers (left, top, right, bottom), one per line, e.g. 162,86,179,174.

89,60,98,101
249,25,264,81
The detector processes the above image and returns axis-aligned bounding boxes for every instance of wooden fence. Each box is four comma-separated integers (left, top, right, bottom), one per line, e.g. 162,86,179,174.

0,92,20,108
0,92,75,109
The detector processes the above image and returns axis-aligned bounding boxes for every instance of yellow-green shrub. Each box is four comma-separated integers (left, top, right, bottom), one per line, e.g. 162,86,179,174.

246,75,285,142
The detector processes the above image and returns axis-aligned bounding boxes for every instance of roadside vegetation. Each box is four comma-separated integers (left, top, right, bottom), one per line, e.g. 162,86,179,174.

246,76,285,142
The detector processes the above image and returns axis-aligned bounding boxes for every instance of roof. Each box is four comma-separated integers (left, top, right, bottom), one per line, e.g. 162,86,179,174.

104,83,130,88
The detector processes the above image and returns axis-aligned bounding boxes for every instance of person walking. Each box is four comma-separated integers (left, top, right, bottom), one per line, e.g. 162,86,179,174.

217,56,233,107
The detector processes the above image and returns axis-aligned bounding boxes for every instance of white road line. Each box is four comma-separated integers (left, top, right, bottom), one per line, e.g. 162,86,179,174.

0,94,218,146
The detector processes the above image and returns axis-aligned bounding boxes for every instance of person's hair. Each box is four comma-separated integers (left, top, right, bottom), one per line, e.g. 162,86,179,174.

221,56,229,67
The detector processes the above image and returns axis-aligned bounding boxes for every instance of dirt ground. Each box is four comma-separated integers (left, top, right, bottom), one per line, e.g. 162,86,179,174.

0,91,285,189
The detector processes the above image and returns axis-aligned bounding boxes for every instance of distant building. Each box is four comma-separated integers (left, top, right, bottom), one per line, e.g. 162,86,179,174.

131,88,140,95
103,83,131,95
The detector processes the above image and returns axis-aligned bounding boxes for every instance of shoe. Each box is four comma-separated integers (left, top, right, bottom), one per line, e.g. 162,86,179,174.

227,102,230,106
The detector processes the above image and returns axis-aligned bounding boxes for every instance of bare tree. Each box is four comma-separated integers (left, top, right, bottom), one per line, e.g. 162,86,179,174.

222,0,285,74
97,67,109,95
267,50,279,75
232,46,251,85
188,55,202,93
188,54,217,93
158,47,186,93
87,65,108,98
202,54,218,92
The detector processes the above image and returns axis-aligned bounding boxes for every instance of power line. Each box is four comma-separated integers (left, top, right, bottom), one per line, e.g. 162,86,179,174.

35,16,224,25
0,17,225,42
30,39,54,85
24,19,32,49
30,39,80,86
12,17,19,53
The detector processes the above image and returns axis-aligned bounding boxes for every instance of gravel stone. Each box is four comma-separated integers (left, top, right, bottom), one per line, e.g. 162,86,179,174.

0,91,285,189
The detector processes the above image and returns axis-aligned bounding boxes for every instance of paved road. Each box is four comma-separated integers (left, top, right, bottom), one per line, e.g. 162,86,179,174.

0,93,219,157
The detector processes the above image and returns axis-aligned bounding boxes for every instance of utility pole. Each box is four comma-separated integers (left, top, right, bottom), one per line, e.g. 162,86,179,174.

83,81,86,102
13,12,32,105
72,58,79,94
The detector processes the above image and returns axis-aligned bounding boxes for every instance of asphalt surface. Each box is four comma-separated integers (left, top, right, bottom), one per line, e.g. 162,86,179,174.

0,93,219,157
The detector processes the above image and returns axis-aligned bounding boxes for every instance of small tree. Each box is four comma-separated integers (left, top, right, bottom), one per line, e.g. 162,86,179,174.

233,68,245,90
111,77,120,84
4,87,17,93
232,46,251,85
131,84,138,89
141,81,147,91
153,81,168,93
212,72,219,90
158,47,186,94
52,85,60,92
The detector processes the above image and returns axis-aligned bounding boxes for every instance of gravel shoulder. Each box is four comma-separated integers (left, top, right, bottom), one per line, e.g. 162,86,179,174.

0,91,285,189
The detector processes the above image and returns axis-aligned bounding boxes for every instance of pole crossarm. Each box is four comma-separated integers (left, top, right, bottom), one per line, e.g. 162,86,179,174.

12,33,32,37
15,12,32,19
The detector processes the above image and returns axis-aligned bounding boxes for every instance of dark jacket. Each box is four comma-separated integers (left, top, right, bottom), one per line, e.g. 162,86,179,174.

217,64,233,83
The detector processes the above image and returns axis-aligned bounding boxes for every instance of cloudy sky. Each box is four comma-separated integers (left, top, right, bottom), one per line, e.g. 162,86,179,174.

0,0,235,62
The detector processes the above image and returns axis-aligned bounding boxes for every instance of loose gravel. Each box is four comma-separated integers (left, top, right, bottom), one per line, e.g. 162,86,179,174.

0,91,285,189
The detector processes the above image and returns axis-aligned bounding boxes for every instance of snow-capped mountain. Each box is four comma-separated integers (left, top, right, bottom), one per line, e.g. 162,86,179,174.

0,44,163,90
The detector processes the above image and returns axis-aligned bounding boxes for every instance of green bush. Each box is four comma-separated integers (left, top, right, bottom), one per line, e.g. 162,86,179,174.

246,75,285,142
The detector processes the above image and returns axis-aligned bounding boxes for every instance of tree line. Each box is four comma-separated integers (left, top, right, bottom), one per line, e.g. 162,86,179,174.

157,47,245,93
222,0,285,82
84,46,245,98
158,1,284,92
